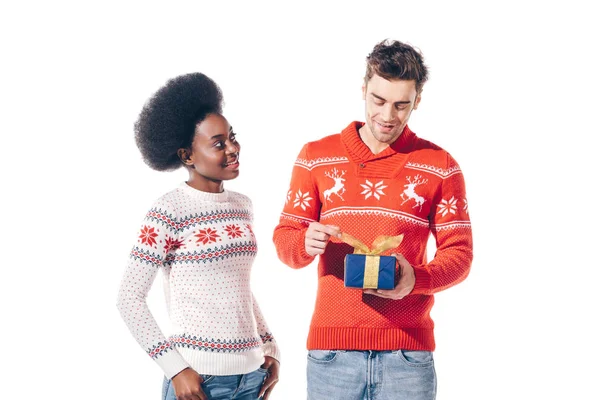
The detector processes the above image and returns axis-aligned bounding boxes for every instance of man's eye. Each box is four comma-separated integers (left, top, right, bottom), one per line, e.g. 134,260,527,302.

374,101,384,106
214,141,225,148
396,105,408,110
230,133,237,142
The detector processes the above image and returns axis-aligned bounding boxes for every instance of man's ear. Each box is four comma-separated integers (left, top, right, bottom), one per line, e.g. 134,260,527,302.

177,148,194,166
413,93,422,110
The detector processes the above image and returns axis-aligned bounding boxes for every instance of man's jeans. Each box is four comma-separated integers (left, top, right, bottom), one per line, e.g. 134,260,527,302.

162,368,268,400
307,350,436,400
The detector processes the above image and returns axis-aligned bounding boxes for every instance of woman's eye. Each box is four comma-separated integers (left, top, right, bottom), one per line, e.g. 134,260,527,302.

230,133,237,142
214,141,225,148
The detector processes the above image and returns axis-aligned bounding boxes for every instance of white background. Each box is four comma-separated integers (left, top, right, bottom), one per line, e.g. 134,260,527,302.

1,1,598,398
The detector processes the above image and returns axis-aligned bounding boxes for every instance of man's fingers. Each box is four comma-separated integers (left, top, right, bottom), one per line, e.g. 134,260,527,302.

364,289,390,298
308,238,328,248
363,288,408,300
392,253,409,266
308,222,340,237
321,225,341,237
307,230,330,241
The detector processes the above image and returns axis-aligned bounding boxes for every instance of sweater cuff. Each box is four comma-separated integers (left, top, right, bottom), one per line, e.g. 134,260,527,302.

296,227,316,265
410,265,431,296
293,227,317,267
263,341,281,363
299,246,316,265
155,349,191,379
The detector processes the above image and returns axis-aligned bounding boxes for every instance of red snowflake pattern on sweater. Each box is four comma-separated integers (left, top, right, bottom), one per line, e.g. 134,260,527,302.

195,227,220,244
139,226,158,246
245,223,255,237
224,224,243,239
164,236,184,252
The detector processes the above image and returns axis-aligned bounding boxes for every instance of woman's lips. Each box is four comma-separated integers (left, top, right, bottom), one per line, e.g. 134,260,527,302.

224,157,240,169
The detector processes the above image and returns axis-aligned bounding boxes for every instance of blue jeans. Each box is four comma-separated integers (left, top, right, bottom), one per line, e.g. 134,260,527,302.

307,350,436,400
162,368,268,400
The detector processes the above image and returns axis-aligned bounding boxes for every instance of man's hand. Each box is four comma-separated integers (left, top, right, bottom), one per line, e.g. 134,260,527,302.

305,222,341,256
364,253,415,300
171,368,207,400
259,356,280,400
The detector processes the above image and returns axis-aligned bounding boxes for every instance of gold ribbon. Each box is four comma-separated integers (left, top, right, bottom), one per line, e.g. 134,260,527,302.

340,232,404,255
363,256,380,288
340,232,404,289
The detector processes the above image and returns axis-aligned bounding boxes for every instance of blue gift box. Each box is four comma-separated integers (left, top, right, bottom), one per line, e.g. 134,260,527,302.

344,254,396,290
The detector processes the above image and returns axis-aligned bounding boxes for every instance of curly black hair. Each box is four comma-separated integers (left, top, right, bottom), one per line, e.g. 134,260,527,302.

134,72,224,171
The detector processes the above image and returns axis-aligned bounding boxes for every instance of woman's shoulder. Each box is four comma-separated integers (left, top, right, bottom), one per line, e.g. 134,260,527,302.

227,190,253,207
144,185,188,216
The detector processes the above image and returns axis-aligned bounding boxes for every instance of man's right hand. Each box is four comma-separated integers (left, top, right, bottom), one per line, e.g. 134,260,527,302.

171,367,207,400
305,222,341,256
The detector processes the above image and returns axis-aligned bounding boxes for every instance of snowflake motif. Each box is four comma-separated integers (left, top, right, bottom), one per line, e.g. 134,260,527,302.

360,179,387,200
437,196,458,217
139,226,158,247
462,198,469,214
195,227,220,244
224,224,243,238
164,237,184,252
245,223,255,237
293,189,312,211
286,190,292,204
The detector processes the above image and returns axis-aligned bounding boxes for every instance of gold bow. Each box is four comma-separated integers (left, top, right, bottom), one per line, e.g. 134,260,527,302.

340,232,404,289
340,232,404,255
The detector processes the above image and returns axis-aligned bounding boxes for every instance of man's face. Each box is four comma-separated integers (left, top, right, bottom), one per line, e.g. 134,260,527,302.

362,74,421,145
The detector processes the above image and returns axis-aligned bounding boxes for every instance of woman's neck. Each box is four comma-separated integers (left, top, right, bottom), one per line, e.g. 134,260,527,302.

186,172,224,193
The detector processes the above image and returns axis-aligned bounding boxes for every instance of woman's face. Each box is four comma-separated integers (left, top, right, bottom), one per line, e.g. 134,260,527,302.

185,113,241,185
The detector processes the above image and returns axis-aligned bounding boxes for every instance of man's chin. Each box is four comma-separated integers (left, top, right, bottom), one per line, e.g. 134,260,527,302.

374,130,400,143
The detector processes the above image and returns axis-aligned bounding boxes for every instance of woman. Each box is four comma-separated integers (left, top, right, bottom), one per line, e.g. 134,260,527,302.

117,73,280,400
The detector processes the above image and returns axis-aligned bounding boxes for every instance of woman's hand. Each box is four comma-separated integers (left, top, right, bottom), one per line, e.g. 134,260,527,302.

258,356,280,400
171,368,208,400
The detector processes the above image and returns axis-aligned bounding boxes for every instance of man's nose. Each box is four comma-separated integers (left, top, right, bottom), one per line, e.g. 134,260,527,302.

381,104,394,122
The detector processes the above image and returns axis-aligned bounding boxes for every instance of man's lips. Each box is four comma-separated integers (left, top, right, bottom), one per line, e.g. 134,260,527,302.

375,120,395,131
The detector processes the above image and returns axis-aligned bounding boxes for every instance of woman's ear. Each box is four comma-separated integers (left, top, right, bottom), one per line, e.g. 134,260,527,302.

177,148,194,167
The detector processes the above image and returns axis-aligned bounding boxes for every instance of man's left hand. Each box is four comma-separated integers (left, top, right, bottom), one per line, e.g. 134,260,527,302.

364,253,415,300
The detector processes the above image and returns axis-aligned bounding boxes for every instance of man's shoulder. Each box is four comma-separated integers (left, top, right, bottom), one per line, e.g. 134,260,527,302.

411,136,462,169
412,134,444,152
306,132,342,148
297,133,344,160
301,120,359,155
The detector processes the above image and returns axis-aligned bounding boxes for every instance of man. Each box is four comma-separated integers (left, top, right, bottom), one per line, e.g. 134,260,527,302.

273,39,473,399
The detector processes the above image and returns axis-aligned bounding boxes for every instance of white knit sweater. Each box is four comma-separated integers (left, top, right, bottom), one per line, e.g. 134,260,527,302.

117,182,280,379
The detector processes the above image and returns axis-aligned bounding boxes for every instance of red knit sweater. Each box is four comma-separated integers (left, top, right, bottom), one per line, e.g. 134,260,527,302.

273,121,473,351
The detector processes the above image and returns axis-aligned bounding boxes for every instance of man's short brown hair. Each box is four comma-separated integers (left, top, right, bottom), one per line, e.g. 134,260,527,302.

365,39,429,93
